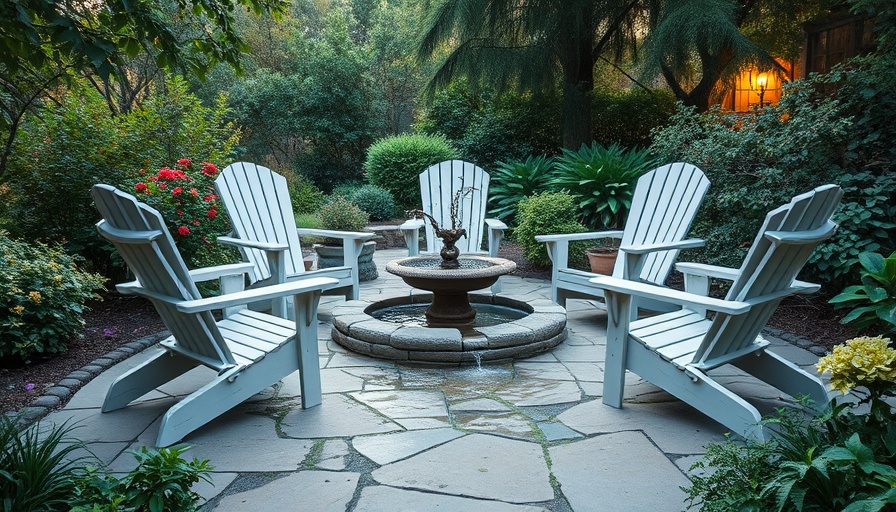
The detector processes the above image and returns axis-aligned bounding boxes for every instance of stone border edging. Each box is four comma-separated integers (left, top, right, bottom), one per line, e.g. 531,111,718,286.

10,331,169,427
762,326,829,357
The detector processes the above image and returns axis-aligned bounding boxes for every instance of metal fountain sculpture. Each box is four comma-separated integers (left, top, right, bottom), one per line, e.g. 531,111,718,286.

387,188,516,326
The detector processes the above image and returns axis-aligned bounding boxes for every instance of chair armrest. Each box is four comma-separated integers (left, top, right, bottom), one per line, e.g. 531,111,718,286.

188,263,254,283
399,219,424,256
620,238,704,255
218,236,289,252
399,218,424,232
674,262,741,281
589,275,751,315
485,218,508,231
176,277,340,314
534,230,624,243
297,229,375,241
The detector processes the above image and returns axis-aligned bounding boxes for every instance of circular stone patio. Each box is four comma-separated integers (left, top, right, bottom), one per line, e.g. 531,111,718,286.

330,294,568,363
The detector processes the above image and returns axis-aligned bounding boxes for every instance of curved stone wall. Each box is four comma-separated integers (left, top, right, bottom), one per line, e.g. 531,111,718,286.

331,294,567,363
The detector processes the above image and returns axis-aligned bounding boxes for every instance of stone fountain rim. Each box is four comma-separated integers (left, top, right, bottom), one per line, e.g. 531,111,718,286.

385,255,516,279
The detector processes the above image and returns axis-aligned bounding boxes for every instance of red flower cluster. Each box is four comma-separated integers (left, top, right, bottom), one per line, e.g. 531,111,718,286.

126,158,229,266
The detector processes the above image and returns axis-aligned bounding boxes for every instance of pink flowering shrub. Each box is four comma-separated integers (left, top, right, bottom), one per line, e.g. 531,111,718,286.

129,159,233,268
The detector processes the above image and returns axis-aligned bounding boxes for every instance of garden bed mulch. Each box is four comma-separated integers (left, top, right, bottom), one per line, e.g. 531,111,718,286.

1,240,855,418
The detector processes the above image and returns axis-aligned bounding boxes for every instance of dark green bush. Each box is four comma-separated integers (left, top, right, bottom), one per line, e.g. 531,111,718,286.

514,192,589,268
551,142,660,230
1,78,240,278
351,185,397,221
364,133,458,209
829,251,896,334
415,81,561,168
0,232,105,363
331,180,365,200
488,155,556,225
283,169,326,214
591,88,677,149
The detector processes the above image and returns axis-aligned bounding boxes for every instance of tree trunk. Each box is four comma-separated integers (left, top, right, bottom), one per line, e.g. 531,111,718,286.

560,34,596,149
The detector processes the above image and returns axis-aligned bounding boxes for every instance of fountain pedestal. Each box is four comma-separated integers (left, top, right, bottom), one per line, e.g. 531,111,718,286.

385,256,516,328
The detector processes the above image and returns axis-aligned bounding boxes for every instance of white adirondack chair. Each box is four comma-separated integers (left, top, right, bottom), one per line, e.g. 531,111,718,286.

92,185,338,447
535,162,710,313
590,184,842,441
215,162,374,318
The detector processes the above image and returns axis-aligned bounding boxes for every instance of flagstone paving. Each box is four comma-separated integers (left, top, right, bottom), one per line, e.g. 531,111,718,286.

44,249,832,511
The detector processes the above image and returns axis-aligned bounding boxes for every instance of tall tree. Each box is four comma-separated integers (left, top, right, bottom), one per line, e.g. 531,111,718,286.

0,0,286,178
416,0,647,149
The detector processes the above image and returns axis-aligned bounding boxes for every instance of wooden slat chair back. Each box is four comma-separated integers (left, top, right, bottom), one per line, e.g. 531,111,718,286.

536,162,709,313
615,162,711,282
590,184,842,440
419,159,491,254
215,162,304,283
694,184,843,369
91,184,336,446
92,185,235,370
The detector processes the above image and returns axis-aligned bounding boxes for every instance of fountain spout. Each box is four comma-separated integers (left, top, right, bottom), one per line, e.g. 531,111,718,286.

405,187,473,269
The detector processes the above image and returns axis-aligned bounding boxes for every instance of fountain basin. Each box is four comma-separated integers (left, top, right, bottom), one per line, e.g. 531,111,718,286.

386,255,516,327
330,294,567,363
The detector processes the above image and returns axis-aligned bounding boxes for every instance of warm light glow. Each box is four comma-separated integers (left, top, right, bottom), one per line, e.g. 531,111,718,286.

756,74,768,88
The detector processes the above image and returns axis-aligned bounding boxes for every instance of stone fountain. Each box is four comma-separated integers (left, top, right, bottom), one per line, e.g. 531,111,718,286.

331,189,567,363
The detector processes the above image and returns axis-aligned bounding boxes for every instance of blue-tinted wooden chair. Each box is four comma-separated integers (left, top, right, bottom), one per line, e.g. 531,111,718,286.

92,184,338,446
590,184,842,440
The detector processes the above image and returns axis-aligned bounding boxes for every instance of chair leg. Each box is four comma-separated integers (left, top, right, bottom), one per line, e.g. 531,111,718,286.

601,291,632,408
626,345,766,441
103,350,198,412
294,292,323,409
733,350,830,407
155,342,304,447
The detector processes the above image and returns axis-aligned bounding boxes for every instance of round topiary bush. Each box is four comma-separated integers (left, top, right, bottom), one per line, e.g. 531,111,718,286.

0,231,106,363
364,134,459,209
514,192,589,268
351,185,397,221
319,196,370,233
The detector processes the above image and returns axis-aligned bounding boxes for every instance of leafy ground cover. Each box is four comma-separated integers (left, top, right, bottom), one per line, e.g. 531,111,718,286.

0,240,853,416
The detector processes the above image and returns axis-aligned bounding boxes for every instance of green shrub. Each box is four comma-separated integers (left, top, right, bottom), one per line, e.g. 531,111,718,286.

73,446,213,512
591,88,677,149
127,159,235,270
829,252,896,333
551,142,660,230
514,192,589,268
283,169,326,214
331,181,365,200
364,133,459,209
686,335,896,511
319,196,370,233
351,185,397,221
0,417,90,511
488,155,556,225
415,81,561,168
0,232,105,363
2,77,240,279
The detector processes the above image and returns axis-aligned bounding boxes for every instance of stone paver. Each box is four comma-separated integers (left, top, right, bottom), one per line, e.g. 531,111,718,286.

212,471,359,511
550,431,691,511
353,428,463,465
46,248,832,511
371,434,554,504
354,485,550,511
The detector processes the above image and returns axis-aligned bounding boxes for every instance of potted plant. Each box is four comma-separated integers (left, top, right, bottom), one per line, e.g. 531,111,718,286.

585,237,619,275
314,196,378,281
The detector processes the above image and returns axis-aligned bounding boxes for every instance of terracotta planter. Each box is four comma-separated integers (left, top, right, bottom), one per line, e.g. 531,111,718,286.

586,249,618,275
314,241,378,282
